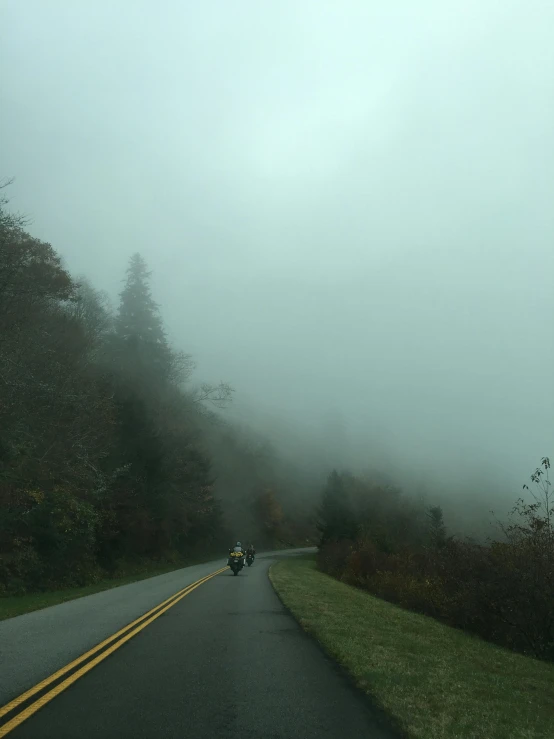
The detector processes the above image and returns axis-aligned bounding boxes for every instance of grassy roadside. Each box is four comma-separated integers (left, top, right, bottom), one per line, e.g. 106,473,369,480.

270,557,554,739
0,555,219,622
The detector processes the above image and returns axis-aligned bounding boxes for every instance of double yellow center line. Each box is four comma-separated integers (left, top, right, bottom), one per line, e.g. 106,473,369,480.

0,565,228,737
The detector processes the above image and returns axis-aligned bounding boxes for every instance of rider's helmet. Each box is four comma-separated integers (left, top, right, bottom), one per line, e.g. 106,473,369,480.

236,541,241,547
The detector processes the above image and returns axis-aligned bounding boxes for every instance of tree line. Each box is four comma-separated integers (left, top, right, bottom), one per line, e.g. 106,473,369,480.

316,461,554,661
0,191,316,595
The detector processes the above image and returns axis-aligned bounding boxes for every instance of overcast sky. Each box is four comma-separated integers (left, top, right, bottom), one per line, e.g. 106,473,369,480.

2,0,553,507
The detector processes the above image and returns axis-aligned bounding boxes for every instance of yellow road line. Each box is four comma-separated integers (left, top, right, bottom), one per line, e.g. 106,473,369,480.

0,566,227,736
0,566,227,720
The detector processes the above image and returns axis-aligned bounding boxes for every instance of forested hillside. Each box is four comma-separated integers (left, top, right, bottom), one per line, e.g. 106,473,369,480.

0,194,316,595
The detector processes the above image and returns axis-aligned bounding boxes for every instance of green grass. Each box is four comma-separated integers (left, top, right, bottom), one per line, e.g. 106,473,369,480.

0,557,217,622
270,557,554,739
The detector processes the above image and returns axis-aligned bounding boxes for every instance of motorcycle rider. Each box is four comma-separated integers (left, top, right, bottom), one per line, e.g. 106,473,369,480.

228,541,245,565
246,543,256,559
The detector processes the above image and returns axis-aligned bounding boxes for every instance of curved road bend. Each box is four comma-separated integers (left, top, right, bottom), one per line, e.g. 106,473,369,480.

1,550,397,738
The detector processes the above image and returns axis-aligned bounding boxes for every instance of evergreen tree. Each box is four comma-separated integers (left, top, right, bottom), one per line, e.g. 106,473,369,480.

427,505,447,549
114,253,173,383
317,469,358,544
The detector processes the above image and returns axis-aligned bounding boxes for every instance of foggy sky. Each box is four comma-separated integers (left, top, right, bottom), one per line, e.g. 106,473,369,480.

2,0,553,509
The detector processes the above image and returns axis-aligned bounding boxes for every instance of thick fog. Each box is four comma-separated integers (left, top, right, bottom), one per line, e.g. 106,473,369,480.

2,0,553,518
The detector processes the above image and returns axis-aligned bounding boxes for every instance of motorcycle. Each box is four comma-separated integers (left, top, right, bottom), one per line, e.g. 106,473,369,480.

246,552,255,567
228,551,245,576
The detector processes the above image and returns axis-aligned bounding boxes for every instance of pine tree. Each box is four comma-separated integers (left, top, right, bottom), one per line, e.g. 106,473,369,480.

114,253,173,383
427,505,447,549
317,469,358,544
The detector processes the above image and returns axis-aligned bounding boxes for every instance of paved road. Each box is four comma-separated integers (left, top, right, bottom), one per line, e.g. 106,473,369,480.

1,550,308,704
1,554,237,705
2,551,397,738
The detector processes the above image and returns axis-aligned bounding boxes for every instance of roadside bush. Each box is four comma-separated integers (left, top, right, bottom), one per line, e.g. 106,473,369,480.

27,487,100,587
0,486,100,592
0,546,44,596
316,538,355,579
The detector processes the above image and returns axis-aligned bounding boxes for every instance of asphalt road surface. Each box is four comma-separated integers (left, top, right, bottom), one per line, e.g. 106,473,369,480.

1,550,397,738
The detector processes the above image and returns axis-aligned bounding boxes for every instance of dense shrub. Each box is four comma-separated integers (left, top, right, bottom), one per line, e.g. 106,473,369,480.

316,538,356,579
